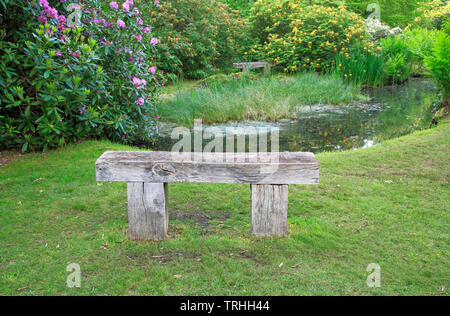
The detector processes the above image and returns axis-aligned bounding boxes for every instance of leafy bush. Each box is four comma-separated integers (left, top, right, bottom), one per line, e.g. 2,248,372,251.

247,0,367,72
425,32,450,105
404,28,440,60
415,0,450,30
381,36,414,84
345,0,423,28
403,28,441,75
138,0,248,79
0,0,163,152
222,0,256,16
444,19,450,34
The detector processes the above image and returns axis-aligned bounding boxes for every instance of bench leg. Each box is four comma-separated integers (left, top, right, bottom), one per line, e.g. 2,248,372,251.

251,184,288,237
127,182,168,240
243,66,250,77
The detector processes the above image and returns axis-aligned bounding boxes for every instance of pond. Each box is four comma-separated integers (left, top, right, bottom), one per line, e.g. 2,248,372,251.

151,78,438,153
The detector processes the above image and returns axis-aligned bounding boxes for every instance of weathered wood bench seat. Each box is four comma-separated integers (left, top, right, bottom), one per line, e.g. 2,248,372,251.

95,151,319,240
233,61,272,76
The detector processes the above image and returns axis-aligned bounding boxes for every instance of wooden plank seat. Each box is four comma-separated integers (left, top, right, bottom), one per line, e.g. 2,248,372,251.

233,61,272,76
95,151,319,240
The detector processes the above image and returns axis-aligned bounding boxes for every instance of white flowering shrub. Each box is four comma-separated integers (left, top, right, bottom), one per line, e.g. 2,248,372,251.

365,17,403,42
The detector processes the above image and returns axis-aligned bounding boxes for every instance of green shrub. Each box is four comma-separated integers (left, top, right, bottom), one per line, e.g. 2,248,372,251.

404,28,440,61
345,0,423,28
247,0,367,72
138,0,249,79
381,36,414,84
222,0,256,16
415,0,450,30
403,28,441,75
425,32,450,105
0,0,162,152
444,19,450,34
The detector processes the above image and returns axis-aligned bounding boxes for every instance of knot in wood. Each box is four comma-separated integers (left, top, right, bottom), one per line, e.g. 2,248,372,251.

152,163,176,176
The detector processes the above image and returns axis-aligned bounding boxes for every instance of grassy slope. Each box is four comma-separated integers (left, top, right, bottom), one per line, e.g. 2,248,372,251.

0,121,448,296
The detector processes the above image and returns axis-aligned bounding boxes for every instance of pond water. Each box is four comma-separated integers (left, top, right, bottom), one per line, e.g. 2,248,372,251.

151,78,438,153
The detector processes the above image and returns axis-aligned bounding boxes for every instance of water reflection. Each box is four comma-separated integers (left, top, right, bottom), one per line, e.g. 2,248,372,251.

151,78,437,153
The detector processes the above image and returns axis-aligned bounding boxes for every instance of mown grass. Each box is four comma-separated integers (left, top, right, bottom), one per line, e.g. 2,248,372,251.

159,73,367,126
0,120,449,296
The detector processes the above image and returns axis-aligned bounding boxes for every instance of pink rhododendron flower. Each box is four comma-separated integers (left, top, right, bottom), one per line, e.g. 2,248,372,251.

136,98,145,106
39,0,49,8
57,14,66,32
137,18,143,25
109,1,118,9
51,8,58,18
132,77,141,87
117,19,125,28
58,14,66,23
45,7,58,19
37,14,48,24
142,26,151,34
136,34,142,42
132,77,147,89
150,37,158,45
122,2,130,12
148,67,156,74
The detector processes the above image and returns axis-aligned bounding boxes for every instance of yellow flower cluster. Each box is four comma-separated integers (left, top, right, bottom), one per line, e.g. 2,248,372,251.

248,0,367,72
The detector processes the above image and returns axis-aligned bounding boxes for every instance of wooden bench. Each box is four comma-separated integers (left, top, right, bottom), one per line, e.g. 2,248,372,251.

95,151,319,240
233,62,272,76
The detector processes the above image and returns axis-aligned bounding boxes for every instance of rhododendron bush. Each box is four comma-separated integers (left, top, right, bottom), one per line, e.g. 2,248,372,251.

0,0,162,152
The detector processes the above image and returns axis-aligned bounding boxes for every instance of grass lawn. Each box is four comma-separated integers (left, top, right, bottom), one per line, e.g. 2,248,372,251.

159,73,367,126
161,79,201,101
0,120,448,296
